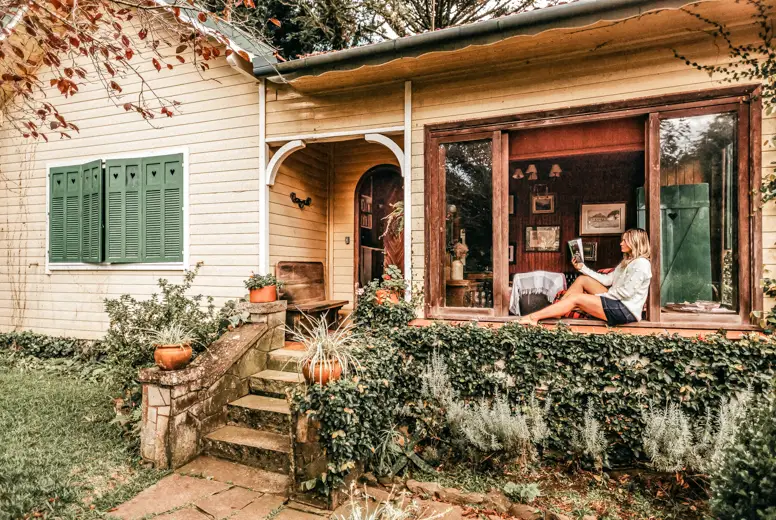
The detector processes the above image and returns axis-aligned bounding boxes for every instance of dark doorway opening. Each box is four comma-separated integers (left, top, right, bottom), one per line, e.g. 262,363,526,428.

354,165,403,287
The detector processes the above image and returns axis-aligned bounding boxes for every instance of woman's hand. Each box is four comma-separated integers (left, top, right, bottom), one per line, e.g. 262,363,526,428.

572,257,585,271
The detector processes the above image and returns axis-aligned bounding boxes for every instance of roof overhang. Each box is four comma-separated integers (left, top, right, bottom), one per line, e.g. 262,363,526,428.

254,0,762,93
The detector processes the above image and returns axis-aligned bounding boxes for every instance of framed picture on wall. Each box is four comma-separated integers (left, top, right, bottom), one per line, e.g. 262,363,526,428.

531,193,555,214
579,202,626,235
583,241,598,262
509,243,516,263
525,226,560,252
509,195,515,215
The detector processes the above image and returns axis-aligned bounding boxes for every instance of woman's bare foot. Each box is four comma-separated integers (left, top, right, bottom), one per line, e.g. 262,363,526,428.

518,315,539,326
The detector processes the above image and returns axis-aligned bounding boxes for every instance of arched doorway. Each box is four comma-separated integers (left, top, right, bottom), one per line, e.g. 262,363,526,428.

354,165,404,287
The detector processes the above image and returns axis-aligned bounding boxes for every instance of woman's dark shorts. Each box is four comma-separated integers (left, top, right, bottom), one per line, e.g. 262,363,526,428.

600,296,637,326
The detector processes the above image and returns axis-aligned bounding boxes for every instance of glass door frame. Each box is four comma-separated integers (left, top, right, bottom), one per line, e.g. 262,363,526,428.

424,85,762,326
647,102,753,325
425,130,508,319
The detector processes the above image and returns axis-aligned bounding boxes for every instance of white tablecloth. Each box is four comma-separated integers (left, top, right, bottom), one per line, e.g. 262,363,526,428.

509,271,567,316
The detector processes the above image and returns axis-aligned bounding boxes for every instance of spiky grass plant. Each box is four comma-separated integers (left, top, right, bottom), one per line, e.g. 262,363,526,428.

290,315,361,380
447,393,548,463
334,484,448,520
420,350,457,406
643,392,752,474
643,403,693,473
571,404,608,471
147,323,195,346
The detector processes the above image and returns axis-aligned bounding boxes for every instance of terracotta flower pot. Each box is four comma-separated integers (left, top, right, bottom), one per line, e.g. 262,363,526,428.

250,285,277,303
302,359,342,386
154,344,193,371
375,289,400,305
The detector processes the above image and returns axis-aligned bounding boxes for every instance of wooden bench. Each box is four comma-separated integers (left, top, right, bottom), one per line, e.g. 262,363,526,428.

276,261,349,338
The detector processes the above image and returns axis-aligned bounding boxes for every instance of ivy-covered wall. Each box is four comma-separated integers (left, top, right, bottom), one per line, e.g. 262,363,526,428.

294,322,776,493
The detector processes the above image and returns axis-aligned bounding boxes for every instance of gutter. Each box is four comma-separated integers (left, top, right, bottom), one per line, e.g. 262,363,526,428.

253,0,702,81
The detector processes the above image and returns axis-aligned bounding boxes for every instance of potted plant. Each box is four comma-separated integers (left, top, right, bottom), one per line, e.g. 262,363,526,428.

375,264,404,304
244,273,283,303
150,323,195,371
290,315,360,386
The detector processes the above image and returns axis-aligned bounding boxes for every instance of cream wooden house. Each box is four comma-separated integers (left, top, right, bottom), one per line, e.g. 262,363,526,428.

0,0,771,338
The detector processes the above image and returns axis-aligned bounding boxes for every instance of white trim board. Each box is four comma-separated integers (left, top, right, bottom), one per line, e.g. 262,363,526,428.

265,126,404,144
44,147,191,274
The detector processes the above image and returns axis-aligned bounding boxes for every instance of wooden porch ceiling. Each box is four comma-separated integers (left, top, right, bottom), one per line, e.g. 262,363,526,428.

285,0,762,93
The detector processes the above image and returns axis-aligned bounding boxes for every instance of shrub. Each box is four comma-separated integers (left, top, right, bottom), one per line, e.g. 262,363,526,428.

570,404,608,471
0,330,102,360
351,265,421,331
503,482,541,504
710,398,776,519
643,392,752,474
294,321,776,496
447,393,549,464
102,263,229,385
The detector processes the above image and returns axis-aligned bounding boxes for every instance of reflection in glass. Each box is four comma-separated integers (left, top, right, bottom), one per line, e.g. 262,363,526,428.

658,113,737,312
442,140,493,308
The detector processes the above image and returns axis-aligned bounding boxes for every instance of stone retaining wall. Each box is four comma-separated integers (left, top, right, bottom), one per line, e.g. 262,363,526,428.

138,301,287,469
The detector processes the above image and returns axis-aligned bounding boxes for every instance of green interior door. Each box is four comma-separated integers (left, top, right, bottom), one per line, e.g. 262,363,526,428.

637,184,712,305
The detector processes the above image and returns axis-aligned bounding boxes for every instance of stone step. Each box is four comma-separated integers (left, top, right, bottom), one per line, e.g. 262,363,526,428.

203,425,292,474
177,455,291,495
227,395,292,434
250,369,304,397
267,348,306,372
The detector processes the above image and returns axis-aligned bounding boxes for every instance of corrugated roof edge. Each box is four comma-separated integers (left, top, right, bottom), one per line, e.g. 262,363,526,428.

252,0,702,80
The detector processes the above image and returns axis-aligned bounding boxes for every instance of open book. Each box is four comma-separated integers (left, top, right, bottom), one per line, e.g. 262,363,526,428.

568,238,584,264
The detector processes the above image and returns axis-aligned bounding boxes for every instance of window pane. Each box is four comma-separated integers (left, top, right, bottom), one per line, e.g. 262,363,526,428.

659,113,737,312
442,139,493,308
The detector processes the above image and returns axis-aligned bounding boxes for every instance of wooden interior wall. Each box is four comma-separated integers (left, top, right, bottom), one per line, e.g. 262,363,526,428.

509,151,645,275
269,144,330,276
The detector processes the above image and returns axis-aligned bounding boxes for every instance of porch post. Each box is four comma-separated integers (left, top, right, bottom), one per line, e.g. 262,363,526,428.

404,81,413,297
258,79,269,275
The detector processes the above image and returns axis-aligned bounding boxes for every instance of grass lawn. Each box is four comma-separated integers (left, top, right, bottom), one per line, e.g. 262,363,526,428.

0,365,166,519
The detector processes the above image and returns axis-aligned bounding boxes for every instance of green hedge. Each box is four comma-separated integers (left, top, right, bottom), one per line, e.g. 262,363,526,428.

0,331,103,360
294,322,776,492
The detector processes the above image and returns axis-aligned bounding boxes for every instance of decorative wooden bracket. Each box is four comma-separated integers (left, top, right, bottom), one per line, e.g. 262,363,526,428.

365,133,405,176
266,139,306,186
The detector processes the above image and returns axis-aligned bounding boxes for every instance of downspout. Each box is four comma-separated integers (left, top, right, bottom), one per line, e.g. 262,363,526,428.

403,81,412,300
258,79,269,275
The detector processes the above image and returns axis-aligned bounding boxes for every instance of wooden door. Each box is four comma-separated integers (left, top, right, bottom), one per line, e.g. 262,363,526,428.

354,165,403,287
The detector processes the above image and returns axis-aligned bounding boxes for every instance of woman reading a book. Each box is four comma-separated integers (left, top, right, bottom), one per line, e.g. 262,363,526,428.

518,228,652,326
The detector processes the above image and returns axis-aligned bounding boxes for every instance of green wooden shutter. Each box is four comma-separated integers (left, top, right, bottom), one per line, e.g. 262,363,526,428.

142,154,183,263
49,167,70,262
81,160,103,263
105,158,142,263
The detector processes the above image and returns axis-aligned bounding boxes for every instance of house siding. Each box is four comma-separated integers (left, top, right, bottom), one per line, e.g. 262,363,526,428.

265,36,770,316
0,51,261,338
269,144,330,273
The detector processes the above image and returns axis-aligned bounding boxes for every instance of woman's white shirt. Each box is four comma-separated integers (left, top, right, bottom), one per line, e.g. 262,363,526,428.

579,258,652,321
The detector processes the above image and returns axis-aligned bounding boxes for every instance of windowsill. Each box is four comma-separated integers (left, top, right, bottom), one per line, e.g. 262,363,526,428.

47,262,185,272
419,314,761,333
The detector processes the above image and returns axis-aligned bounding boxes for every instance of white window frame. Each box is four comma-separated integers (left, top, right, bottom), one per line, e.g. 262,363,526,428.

45,147,190,273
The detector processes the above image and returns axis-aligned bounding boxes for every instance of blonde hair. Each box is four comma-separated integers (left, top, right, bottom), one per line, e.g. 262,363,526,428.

620,228,651,267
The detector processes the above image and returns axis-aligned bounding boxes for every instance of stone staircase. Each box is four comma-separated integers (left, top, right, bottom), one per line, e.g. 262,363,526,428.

199,342,306,494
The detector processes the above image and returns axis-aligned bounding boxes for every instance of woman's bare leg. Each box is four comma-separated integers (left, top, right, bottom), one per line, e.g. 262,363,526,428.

520,294,607,325
562,275,607,299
